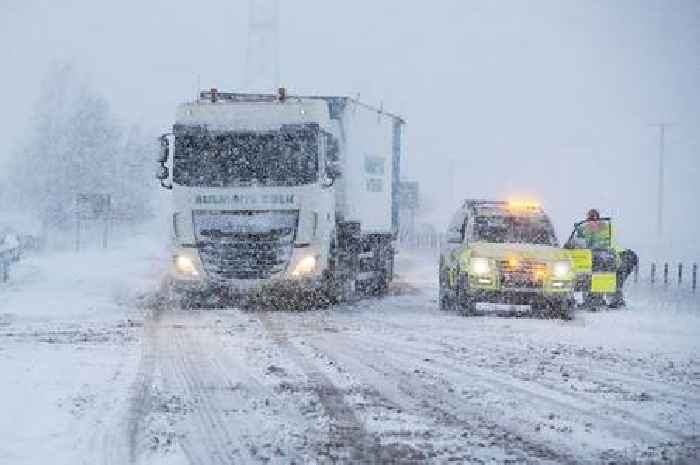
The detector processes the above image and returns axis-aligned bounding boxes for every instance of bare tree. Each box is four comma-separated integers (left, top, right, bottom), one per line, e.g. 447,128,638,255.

3,63,155,239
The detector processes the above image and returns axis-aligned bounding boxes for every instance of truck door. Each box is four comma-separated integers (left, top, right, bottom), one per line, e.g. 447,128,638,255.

563,219,617,294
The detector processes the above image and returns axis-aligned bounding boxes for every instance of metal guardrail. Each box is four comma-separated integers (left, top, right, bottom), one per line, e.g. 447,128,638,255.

634,261,697,292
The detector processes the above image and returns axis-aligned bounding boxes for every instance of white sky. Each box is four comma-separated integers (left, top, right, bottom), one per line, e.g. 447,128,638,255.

1,0,699,255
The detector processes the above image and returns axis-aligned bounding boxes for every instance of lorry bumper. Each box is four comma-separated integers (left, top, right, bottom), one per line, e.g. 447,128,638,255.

165,273,328,308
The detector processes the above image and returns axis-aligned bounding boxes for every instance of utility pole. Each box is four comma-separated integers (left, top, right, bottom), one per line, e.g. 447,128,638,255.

650,123,672,237
244,0,280,92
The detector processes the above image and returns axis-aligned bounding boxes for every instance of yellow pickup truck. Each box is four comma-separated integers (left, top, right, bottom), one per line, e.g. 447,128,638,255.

439,200,575,318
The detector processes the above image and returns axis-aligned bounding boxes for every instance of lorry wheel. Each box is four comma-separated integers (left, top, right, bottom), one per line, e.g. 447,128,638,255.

438,285,452,310
322,265,356,305
438,264,452,311
581,293,604,311
321,270,342,305
547,298,573,320
606,290,626,309
455,272,476,315
161,279,197,309
372,271,389,296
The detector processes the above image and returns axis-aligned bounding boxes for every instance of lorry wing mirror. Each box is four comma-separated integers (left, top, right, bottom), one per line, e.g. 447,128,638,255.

158,135,170,163
156,165,169,180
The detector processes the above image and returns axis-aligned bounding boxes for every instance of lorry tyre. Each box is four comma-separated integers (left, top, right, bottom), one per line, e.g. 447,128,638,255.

377,252,394,296
581,292,604,311
439,288,451,310
606,290,626,309
455,272,476,315
371,251,392,296
372,271,389,296
548,298,573,320
438,263,452,311
322,248,357,305
321,270,343,305
161,278,196,309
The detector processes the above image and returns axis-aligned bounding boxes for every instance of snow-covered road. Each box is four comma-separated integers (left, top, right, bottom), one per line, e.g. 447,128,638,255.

1,244,698,464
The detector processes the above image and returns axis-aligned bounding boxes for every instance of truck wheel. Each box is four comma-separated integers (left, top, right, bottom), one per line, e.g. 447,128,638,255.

438,286,450,310
373,271,389,296
548,298,573,320
581,293,604,311
322,266,347,305
322,252,356,305
455,272,476,315
438,263,452,311
606,290,625,309
161,278,198,309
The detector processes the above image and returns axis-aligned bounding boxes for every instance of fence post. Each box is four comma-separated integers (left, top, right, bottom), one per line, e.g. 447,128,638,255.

651,262,656,285
678,263,683,286
663,262,669,286
634,263,639,283
1,260,7,283
693,263,697,292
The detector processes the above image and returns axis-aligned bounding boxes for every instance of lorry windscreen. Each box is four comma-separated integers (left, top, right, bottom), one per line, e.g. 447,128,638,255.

473,215,557,246
173,125,318,187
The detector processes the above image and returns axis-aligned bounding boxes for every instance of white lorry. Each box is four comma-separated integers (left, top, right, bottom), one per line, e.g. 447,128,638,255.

157,89,404,304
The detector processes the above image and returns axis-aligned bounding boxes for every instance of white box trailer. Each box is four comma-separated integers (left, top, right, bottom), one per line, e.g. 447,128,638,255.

156,89,404,303
329,98,399,232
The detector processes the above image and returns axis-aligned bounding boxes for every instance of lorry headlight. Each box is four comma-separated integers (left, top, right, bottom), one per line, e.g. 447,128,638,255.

552,261,571,279
175,255,199,276
292,255,317,276
470,257,490,275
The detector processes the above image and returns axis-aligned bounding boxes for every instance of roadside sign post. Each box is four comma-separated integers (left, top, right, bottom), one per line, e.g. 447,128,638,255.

75,193,111,252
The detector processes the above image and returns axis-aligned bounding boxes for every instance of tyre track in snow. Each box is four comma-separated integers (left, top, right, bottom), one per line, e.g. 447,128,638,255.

119,305,256,465
342,330,700,465
373,320,700,415
357,329,693,443
350,309,700,412
88,304,161,465
436,336,700,408
156,307,329,465
303,332,581,464
317,294,699,459
286,303,692,451
276,308,579,462
165,323,252,464
85,317,153,465
256,312,385,464
125,308,159,464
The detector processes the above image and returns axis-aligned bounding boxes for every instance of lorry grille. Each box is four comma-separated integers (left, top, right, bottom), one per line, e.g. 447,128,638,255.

192,210,298,281
198,229,294,280
497,259,545,289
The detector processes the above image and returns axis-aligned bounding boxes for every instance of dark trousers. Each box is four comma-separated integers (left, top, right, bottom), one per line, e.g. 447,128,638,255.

617,249,638,288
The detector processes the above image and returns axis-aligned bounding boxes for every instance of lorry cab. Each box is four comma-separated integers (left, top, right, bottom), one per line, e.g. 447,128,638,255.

439,200,575,318
156,89,403,305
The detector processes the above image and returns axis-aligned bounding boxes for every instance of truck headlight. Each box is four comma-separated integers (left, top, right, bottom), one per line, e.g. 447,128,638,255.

292,255,317,276
175,255,199,276
470,257,490,275
552,261,571,279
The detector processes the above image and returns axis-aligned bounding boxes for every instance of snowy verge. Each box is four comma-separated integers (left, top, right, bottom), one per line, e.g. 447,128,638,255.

0,232,168,465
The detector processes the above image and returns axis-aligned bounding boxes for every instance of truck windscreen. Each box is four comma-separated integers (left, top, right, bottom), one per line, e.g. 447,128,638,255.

173,125,318,187
473,215,558,246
